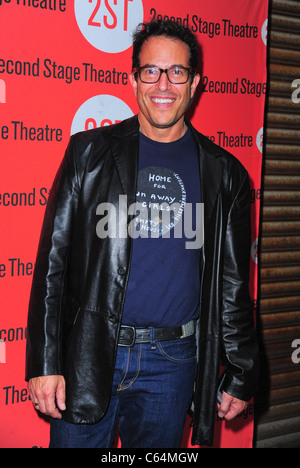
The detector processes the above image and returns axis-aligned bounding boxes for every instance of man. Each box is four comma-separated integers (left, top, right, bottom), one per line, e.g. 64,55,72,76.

26,20,259,448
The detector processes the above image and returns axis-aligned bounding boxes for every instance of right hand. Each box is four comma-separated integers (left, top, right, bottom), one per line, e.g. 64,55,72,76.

28,375,66,419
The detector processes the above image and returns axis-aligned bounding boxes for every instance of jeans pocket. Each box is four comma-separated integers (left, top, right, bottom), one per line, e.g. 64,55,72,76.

156,335,197,363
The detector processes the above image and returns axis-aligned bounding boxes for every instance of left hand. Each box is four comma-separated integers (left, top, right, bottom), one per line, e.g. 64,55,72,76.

217,391,247,421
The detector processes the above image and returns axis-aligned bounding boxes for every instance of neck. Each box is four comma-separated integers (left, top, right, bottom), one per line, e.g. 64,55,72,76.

138,116,187,143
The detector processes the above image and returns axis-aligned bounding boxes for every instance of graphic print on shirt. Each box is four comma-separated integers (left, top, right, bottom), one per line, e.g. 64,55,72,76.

133,166,186,238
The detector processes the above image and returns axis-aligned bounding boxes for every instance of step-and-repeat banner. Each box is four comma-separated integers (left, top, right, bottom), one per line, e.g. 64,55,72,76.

0,0,268,448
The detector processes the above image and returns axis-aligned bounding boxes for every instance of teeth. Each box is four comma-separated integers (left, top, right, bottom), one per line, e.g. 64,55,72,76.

152,98,175,104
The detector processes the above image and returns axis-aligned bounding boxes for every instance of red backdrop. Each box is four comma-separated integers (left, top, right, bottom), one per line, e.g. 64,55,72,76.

0,0,268,448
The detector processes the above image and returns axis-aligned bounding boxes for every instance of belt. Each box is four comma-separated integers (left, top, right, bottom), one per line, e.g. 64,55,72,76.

118,320,196,347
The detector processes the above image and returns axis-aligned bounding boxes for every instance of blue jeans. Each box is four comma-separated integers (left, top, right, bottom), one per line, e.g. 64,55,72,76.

50,334,197,448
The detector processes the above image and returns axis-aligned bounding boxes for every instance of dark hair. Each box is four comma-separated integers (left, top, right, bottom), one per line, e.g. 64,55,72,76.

132,20,199,73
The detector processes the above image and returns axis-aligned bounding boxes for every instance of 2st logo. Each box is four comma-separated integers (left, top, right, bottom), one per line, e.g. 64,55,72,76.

75,0,144,53
71,94,134,135
88,0,133,31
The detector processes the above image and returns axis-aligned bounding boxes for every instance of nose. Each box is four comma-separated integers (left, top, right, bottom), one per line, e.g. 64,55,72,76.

156,71,171,92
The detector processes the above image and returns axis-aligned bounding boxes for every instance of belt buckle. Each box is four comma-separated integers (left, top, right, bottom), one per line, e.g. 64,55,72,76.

119,325,136,347
181,320,195,338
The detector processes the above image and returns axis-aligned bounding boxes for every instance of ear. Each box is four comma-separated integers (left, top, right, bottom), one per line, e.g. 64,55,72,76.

191,73,201,99
129,71,138,98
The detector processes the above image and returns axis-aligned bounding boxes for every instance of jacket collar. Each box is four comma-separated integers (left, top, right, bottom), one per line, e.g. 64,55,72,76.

110,115,223,232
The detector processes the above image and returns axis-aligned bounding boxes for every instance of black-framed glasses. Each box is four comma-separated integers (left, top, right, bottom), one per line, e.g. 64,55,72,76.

134,65,194,84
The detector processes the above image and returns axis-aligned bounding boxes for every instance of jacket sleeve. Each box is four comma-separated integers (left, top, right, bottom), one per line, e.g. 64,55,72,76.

25,136,80,380
221,167,259,402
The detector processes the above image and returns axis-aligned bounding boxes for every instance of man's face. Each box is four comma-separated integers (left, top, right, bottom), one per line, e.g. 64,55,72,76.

130,36,200,141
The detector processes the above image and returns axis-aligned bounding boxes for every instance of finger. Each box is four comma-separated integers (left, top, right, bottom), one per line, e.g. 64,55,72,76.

34,393,47,414
28,383,46,413
28,381,37,405
43,390,62,418
55,379,66,412
224,401,247,421
223,405,237,421
32,382,60,418
29,389,39,410
218,392,232,419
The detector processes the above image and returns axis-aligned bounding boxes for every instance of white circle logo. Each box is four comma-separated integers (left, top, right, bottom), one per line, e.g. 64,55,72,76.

135,167,186,238
261,19,268,46
71,94,134,135
256,127,264,153
74,0,144,53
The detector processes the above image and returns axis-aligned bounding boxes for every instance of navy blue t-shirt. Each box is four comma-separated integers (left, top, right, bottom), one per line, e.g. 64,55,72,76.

122,128,202,327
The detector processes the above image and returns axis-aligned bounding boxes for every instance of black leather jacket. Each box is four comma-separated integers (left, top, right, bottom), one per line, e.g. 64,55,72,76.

26,116,259,446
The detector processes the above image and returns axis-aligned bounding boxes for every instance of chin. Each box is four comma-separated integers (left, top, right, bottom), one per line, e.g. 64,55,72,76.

150,114,180,128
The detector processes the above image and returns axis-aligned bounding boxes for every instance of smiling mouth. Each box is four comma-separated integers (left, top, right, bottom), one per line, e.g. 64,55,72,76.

151,98,176,104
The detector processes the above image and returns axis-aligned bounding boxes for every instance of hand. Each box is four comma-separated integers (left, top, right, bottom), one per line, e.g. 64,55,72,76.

217,391,247,421
28,375,66,419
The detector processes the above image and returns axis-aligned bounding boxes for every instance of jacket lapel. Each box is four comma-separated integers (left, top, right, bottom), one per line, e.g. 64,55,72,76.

110,116,140,207
188,122,224,240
